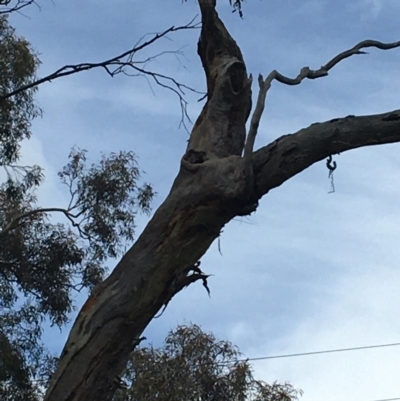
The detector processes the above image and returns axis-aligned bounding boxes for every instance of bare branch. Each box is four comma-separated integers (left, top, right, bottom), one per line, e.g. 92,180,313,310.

116,60,200,130
0,17,201,101
272,39,400,85
244,39,400,160
0,0,38,15
244,74,265,158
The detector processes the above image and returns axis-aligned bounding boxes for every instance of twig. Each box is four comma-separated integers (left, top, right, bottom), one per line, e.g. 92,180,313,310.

0,0,39,15
244,39,400,162
0,17,200,101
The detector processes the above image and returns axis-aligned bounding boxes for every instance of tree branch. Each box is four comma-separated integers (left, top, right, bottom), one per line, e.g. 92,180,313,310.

0,207,82,238
0,18,200,101
0,0,38,15
244,39,400,160
253,109,400,197
40,4,400,399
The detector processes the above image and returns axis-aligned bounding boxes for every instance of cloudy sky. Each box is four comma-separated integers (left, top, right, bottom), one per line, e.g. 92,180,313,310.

8,0,400,400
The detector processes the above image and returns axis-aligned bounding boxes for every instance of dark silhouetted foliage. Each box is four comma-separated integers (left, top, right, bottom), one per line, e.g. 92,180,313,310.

0,13,154,401
114,324,302,401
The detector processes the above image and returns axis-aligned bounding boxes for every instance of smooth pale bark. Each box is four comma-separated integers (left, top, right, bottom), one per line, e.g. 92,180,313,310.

43,1,400,400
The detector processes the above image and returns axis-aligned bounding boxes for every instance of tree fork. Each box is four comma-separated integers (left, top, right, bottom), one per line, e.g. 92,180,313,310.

44,1,400,400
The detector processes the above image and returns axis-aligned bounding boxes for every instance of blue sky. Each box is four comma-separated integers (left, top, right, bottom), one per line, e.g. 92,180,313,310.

7,0,400,400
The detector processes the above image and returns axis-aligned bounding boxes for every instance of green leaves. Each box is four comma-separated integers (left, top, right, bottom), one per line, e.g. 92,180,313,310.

58,148,155,261
0,15,41,166
0,147,155,399
115,324,302,401
0,13,156,397
1,146,155,324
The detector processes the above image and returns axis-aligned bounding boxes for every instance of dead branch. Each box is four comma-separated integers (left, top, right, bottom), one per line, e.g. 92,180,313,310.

0,17,201,123
40,3,400,398
0,0,38,15
244,39,400,160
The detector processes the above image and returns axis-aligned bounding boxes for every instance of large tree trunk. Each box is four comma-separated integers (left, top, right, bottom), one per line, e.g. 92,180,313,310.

43,2,400,401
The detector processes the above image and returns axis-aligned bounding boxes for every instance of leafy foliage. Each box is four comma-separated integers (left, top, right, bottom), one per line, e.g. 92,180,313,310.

58,148,154,263
0,14,155,400
0,149,154,399
114,324,302,401
0,14,41,165
0,306,56,401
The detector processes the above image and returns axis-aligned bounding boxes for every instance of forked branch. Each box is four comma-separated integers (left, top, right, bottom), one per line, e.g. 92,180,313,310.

244,39,400,160
0,0,37,15
0,18,201,107
0,207,84,238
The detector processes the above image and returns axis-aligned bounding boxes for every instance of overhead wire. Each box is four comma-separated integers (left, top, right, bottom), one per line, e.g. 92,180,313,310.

370,398,400,401
229,341,400,364
236,342,400,401
28,340,400,401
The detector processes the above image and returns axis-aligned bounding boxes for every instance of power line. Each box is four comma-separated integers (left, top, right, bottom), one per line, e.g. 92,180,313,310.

232,344,400,401
240,341,400,363
370,398,400,401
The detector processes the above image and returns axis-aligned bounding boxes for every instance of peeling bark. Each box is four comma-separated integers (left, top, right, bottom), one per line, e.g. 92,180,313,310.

43,2,400,401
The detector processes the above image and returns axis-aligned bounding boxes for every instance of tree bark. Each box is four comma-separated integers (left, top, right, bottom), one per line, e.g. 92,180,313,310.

253,111,400,195
43,1,400,401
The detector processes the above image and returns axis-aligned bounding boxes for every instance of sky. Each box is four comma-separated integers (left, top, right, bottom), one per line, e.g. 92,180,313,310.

7,0,400,400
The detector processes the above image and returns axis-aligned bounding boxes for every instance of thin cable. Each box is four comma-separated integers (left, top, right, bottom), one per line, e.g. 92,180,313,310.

236,341,400,363
370,398,400,401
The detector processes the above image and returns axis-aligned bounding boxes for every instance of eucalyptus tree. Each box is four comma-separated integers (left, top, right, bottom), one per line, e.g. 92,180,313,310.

114,324,301,401
43,1,400,400
1,0,399,400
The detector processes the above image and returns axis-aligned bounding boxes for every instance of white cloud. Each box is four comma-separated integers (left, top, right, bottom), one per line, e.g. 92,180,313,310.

0,135,67,209
346,0,384,21
295,0,327,18
19,136,70,209
364,0,383,19
251,263,400,401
